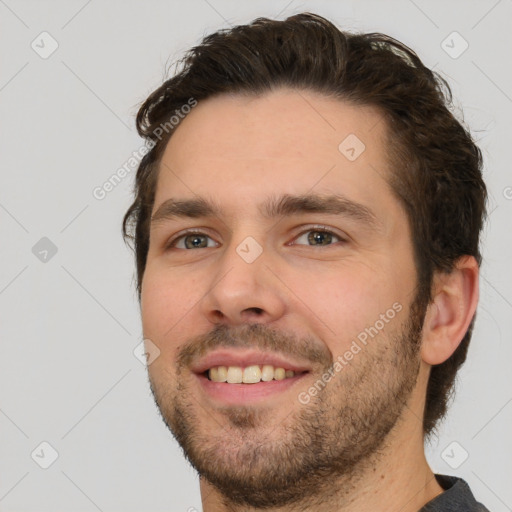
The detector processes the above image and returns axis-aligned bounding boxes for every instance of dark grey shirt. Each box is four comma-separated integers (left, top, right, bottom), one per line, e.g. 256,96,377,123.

420,475,490,511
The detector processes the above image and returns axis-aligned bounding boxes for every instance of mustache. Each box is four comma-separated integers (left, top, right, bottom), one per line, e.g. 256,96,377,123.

176,323,333,371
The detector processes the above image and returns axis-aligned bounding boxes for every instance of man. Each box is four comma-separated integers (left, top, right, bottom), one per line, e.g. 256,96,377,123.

123,12,489,511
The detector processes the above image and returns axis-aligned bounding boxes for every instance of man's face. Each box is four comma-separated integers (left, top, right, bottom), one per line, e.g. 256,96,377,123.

141,89,424,507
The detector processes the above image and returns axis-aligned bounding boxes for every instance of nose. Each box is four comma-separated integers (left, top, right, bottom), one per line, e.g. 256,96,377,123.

200,239,287,326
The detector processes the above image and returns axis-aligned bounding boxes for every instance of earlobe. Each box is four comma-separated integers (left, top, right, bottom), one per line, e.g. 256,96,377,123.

421,256,480,366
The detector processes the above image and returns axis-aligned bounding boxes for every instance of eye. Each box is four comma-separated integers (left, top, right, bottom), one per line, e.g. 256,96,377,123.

292,228,344,247
169,232,218,250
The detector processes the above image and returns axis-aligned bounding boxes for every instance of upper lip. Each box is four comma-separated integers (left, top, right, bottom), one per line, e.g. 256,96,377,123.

190,349,312,374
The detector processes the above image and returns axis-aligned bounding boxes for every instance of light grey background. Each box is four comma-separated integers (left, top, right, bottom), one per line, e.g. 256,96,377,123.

0,1,510,510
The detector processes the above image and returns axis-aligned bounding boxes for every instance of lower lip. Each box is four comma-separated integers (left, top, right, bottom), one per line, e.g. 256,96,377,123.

194,372,308,405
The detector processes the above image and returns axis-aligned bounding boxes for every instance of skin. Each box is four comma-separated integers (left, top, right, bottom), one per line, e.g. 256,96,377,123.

140,89,479,511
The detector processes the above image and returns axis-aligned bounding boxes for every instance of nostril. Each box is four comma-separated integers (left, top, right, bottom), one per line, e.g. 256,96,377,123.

247,307,264,315
212,310,225,321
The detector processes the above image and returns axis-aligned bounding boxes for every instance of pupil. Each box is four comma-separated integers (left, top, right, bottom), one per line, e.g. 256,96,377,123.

308,231,332,246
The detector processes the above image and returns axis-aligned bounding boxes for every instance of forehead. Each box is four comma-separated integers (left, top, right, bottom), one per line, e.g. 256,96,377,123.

154,89,397,219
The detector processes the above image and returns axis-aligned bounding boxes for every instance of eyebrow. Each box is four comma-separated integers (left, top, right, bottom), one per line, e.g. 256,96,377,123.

151,193,378,228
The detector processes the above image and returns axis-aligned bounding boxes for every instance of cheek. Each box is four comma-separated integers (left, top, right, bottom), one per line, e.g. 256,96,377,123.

141,263,204,351
287,261,407,346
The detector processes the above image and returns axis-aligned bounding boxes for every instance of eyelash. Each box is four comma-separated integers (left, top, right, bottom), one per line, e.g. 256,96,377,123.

165,226,347,250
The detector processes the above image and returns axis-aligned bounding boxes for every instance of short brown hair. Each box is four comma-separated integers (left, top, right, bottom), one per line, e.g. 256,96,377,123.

123,12,487,437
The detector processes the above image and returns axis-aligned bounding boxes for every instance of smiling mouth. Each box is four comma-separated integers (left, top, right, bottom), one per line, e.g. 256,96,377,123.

205,364,308,384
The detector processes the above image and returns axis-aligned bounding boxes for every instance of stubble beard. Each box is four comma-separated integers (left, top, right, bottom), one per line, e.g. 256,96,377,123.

148,307,424,509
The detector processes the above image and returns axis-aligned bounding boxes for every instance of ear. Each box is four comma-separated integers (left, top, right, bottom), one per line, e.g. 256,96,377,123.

421,256,480,365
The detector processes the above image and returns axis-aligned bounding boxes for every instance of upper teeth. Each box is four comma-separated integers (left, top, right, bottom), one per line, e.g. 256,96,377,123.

208,365,296,383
